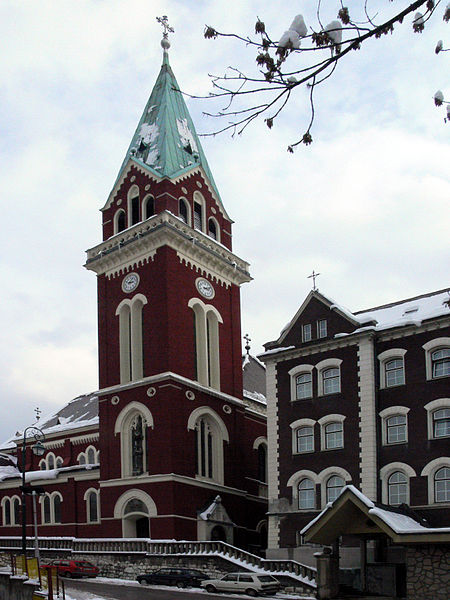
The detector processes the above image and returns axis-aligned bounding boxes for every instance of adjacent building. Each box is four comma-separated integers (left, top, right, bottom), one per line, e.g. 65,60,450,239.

260,288,449,564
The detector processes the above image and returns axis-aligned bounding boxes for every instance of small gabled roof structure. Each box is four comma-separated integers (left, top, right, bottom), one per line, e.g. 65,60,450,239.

302,485,450,545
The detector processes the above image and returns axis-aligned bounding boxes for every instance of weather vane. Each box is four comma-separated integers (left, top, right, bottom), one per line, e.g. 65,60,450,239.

308,270,320,291
157,15,174,50
244,333,251,355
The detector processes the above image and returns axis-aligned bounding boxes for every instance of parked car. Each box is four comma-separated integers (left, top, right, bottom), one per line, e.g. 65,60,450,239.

136,567,208,588
40,559,99,578
201,572,281,596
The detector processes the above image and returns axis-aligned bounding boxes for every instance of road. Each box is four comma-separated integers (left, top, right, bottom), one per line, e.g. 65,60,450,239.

64,578,303,600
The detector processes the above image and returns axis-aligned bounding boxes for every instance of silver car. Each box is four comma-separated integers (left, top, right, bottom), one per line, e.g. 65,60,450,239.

201,572,281,596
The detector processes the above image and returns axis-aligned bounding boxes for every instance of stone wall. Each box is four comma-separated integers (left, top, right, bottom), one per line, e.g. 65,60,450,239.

406,545,449,600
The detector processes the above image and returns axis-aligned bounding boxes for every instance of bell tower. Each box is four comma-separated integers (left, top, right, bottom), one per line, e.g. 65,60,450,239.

82,27,265,544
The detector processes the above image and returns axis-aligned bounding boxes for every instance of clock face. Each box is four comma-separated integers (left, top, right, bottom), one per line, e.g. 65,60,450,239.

196,277,215,299
122,273,140,293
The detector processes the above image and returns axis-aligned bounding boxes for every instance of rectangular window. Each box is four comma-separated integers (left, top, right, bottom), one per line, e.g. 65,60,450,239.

302,324,312,342
325,422,343,449
433,409,450,438
296,427,314,453
317,319,327,338
193,202,202,231
385,359,405,387
296,373,312,399
387,415,407,443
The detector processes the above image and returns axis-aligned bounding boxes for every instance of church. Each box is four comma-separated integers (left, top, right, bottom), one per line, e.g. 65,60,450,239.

0,33,268,551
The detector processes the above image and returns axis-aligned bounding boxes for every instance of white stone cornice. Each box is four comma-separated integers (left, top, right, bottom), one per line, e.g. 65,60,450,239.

71,433,99,446
43,440,65,449
85,211,251,286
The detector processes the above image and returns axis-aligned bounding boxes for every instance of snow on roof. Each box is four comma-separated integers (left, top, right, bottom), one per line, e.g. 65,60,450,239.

353,288,450,332
242,354,266,400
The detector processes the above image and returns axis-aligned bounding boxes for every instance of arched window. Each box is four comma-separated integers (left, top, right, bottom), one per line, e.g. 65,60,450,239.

86,446,96,465
433,408,450,438
4,498,11,525
388,471,407,505
189,407,229,485
39,460,46,470
385,358,405,387
55,457,63,468
193,201,202,231
13,498,21,525
189,298,222,390
114,402,154,478
128,185,140,227
431,348,450,378
298,478,315,509
257,444,267,483
115,209,126,234
79,454,86,465
326,475,345,503
296,373,312,399
386,415,407,444
296,426,314,453
179,198,189,224
323,368,340,395
47,454,55,470
85,490,99,523
53,494,62,523
434,467,450,503
208,218,219,241
143,195,154,220
116,294,148,384
325,422,343,449
43,495,51,524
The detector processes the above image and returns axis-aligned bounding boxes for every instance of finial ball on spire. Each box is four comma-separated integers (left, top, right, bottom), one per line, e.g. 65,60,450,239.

161,38,171,50
157,15,174,51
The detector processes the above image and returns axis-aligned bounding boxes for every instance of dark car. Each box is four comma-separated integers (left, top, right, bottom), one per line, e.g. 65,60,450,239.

40,559,99,578
137,567,207,588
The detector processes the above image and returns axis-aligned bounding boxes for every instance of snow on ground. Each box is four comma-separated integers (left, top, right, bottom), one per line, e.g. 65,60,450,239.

64,577,315,600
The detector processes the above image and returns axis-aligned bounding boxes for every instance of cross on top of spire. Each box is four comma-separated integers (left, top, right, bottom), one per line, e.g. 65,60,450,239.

244,333,251,355
157,15,174,51
308,270,320,291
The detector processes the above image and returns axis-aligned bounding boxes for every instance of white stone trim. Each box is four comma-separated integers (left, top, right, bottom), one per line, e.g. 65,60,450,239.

380,462,416,505
1,495,21,526
43,440,65,449
142,193,154,219
287,470,319,509
421,457,450,504
114,488,157,537
127,184,140,228
424,398,450,439
316,358,342,396
71,433,99,445
318,414,346,451
288,364,314,401
114,402,154,478
193,190,207,234
357,336,377,501
318,466,351,508
40,491,63,524
377,348,407,388
208,216,221,243
266,361,280,551
178,196,191,226
252,436,268,450
422,337,450,380
188,298,223,390
116,294,148,383
83,488,100,523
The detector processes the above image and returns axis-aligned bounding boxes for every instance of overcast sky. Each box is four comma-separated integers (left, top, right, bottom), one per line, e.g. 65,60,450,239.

1,1,448,444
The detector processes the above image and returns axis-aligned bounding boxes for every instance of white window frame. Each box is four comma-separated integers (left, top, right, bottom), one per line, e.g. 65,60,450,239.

379,406,410,445
189,298,223,390
127,184,140,228
208,217,221,243
193,191,206,233
377,348,407,388
142,194,155,220
287,469,320,510
302,324,312,342
316,358,342,397
40,491,63,524
422,338,450,380
421,457,450,504
84,488,100,523
113,208,126,234
116,293,148,384
424,398,450,440
318,414,345,450
187,406,229,485
179,197,191,226
253,437,268,483
114,401,154,478
1,497,11,526
1,495,21,526
298,478,316,510
380,462,415,505
77,445,99,466
317,319,327,339
288,364,314,401
290,418,316,454
317,466,351,509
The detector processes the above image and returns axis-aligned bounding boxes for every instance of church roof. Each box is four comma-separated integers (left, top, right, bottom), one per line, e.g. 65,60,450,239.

114,50,221,202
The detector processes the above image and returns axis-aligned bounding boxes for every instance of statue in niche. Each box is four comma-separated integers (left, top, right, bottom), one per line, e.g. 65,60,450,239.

131,415,145,476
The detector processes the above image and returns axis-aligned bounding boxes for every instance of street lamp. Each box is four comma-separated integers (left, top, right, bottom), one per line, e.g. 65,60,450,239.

18,426,46,556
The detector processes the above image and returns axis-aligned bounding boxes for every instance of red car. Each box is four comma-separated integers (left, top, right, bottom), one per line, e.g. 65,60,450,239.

41,559,99,578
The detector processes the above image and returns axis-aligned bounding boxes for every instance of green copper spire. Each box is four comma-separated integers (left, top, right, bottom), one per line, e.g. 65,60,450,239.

115,37,221,203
